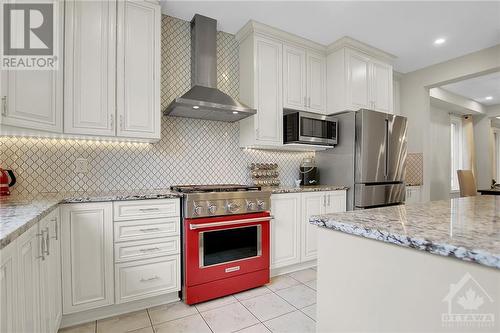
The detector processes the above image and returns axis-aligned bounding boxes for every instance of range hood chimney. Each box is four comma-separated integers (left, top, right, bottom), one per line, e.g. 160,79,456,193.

164,14,256,122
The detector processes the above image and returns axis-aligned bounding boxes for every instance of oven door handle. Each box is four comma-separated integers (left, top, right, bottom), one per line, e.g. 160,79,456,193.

189,216,274,230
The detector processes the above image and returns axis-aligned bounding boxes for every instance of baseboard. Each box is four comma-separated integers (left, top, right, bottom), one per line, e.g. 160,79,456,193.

60,292,180,329
270,260,317,277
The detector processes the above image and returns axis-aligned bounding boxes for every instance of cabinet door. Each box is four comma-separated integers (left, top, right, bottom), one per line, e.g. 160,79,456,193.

61,203,114,314
0,242,17,333
255,37,283,144
116,0,160,139
346,49,371,110
17,224,42,333
324,191,347,214
306,52,326,114
283,45,307,111
300,192,326,262
64,0,116,136
270,194,300,269
371,61,393,113
39,217,51,333
0,0,63,133
47,210,62,331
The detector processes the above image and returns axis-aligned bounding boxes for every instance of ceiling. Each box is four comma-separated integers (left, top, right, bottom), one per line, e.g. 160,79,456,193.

440,72,500,106
160,1,500,73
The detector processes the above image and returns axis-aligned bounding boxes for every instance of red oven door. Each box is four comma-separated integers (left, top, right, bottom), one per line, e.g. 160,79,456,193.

184,212,270,288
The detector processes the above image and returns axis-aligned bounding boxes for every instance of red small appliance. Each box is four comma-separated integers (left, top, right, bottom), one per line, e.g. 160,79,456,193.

0,168,16,196
171,185,272,305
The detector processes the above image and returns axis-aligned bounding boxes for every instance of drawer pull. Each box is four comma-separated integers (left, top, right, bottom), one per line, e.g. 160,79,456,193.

139,247,161,253
139,228,161,232
139,208,160,212
140,275,160,282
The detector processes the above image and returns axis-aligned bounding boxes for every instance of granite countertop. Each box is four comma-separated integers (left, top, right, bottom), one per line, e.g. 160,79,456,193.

310,196,500,269
264,185,349,194
0,189,181,250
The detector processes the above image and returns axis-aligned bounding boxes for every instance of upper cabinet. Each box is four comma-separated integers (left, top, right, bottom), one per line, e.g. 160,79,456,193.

283,45,326,114
327,41,395,114
0,0,63,133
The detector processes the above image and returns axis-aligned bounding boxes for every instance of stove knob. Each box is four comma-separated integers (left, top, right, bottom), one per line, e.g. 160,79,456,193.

207,203,217,214
247,201,257,211
226,201,240,213
193,205,203,216
257,200,266,210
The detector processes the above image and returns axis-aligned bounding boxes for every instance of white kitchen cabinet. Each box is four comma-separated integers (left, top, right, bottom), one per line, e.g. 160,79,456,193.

0,241,17,333
64,0,116,136
0,0,63,133
406,186,422,204
16,223,42,333
116,0,161,139
239,35,283,147
327,47,393,114
61,203,114,314
270,193,301,269
283,45,326,114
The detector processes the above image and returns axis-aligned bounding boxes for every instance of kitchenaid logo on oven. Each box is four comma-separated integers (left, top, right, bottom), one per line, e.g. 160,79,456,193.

441,272,495,328
1,2,58,70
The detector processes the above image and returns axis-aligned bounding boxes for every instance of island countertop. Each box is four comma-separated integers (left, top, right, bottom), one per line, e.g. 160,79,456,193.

309,195,500,269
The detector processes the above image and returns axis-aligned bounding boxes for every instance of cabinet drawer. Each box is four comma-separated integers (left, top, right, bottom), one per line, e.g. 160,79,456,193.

114,217,179,242
113,199,179,221
114,237,180,263
115,255,180,304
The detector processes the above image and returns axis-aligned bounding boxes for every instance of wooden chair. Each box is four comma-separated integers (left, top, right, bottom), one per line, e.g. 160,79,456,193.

457,170,477,197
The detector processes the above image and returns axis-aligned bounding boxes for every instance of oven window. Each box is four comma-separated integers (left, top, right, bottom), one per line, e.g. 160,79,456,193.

300,117,335,139
201,225,261,267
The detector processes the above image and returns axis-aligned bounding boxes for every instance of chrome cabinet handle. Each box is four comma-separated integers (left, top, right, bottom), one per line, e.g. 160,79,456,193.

44,227,50,256
139,208,160,212
328,194,331,207
36,232,46,260
304,96,307,107
110,114,114,129
139,227,161,232
1,96,7,116
139,247,160,253
51,217,59,240
190,216,274,230
140,276,159,282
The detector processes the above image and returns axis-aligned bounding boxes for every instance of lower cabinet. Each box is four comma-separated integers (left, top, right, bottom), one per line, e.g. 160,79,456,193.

271,190,347,270
61,202,114,314
406,186,422,204
0,240,18,333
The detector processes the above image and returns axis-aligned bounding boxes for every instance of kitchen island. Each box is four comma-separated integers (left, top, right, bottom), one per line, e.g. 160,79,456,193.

310,196,500,332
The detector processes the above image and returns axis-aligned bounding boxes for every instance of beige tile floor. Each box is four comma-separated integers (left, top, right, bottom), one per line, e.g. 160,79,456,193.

59,268,317,333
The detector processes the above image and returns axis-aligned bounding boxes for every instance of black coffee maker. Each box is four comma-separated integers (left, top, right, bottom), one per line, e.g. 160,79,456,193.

300,158,319,186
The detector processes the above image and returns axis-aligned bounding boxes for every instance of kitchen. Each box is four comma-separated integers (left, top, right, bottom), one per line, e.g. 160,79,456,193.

1,1,499,333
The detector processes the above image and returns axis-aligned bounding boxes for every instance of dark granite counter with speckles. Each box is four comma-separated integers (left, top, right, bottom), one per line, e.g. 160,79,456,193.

0,190,180,249
310,196,500,269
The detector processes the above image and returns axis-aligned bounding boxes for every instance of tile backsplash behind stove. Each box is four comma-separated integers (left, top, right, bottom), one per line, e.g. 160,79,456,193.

0,16,313,194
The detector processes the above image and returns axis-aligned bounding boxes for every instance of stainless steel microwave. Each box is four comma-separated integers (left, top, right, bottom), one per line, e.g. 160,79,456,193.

283,110,338,146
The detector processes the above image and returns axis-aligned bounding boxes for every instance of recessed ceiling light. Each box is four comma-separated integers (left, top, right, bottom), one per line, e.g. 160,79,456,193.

232,111,239,114
485,96,493,100
192,106,199,109
434,38,446,45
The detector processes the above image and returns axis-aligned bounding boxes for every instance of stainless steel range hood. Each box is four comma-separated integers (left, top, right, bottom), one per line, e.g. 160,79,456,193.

164,14,256,122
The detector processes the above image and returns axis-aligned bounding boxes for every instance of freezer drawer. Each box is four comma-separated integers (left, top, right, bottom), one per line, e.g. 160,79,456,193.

354,183,405,208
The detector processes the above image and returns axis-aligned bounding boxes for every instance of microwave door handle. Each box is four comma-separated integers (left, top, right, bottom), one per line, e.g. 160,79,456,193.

190,216,274,230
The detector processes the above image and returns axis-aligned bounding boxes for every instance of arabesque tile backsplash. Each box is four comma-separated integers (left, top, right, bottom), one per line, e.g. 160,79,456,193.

1,16,313,194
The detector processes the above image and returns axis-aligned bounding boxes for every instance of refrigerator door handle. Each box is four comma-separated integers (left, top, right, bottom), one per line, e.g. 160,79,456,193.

385,118,389,179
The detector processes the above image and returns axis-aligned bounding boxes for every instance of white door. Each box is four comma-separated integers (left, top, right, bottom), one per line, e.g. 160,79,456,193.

61,203,114,314
255,36,283,145
283,45,306,111
300,192,326,262
270,193,301,269
346,49,371,111
0,0,63,133
117,0,160,139
16,224,42,333
371,60,393,113
64,0,116,136
306,52,326,114
0,242,17,333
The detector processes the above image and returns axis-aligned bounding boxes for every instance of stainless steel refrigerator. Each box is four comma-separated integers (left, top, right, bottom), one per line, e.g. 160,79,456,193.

316,109,407,210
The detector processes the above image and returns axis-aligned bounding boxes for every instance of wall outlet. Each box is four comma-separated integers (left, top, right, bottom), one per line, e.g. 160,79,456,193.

74,158,89,174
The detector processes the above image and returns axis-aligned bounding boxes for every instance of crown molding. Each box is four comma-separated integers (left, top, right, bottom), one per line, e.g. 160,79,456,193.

326,36,397,63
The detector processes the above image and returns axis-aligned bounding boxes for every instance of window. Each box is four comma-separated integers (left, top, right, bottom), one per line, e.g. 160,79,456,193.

495,130,500,182
450,116,463,191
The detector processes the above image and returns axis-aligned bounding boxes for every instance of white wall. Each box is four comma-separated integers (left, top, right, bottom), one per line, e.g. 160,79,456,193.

474,115,493,189
429,106,451,200
401,44,500,201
